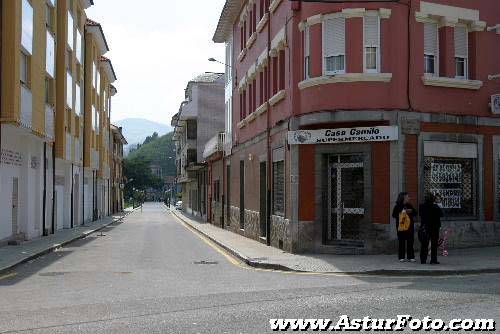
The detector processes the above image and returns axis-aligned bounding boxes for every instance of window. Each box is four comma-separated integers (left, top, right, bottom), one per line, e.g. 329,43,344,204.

259,0,265,19
46,31,55,77
304,25,311,79
187,120,197,139
242,90,247,119
76,29,83,64
20,52,30,86
21,0,33,54
278,50,285,91
323,17,345,75
46,3,55,32
454,26,468,79
214,180,220,203
224,41,233,85
96,68,101,92
187,149,197,165
75,83,81,115
66,71,73,108
272,57,278,95
364,14,380,73
66,49,72,70
240,26,244,51
92,105,96,130
273,159,285,216
424,22,438,75
67,11,74,50
92,62,97,88
259,72,264,106
424,157,476,218
95,110,100,133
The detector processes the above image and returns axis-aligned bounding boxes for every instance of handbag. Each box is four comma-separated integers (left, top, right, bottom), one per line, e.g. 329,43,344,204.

398,211,411,232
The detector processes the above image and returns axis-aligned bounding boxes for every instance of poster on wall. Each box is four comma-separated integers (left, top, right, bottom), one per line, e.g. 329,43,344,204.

1,149,22,167
288,126,399,145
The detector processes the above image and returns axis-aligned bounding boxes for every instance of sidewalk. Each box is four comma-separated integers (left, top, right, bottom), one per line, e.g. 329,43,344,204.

171,209,500,276
0,209,133,275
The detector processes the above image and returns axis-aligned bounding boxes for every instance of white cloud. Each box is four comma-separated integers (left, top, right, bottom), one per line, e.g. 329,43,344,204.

86,0,226,125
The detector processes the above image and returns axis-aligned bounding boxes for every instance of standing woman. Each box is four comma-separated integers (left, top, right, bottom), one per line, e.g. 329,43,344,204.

392,192,417,262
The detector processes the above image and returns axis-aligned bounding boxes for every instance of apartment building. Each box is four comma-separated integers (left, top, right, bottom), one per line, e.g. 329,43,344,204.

111,124,127,214
213,0,500,253
171,73,225,220
0,0,122,244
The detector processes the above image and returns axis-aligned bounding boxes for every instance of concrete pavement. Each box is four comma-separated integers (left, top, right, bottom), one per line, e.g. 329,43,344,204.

171,208,500,275
0,202,498,333
0,210,131,276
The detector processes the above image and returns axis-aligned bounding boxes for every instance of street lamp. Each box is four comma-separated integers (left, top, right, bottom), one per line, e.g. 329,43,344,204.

208,57,232,68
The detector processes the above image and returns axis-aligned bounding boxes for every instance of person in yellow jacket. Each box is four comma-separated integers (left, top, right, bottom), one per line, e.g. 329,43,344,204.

392,192,417,262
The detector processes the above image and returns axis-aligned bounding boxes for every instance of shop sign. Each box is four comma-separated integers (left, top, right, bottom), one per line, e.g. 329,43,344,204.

288,126,399,145
491,94,500,114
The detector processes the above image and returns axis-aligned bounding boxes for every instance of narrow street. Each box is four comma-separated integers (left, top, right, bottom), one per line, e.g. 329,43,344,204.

0,203,498,333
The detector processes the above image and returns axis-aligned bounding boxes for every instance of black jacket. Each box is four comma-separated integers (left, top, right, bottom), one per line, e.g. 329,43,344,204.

392,203,417,233
419,202,443,233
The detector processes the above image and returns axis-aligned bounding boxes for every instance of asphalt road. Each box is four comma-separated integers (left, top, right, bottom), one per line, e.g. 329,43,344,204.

0,202,498,333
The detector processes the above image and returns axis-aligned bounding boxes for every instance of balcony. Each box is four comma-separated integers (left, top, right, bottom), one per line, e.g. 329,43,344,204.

20,86,32,129
202,132,225,159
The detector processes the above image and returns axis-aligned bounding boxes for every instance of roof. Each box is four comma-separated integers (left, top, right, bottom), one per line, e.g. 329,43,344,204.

80,0,94,9
111,124,128,144
213,0,244,43
100,55,117,83
185,72,224,99
85,18,110,55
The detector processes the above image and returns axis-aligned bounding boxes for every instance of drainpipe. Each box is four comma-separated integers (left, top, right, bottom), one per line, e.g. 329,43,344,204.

71,163,74,228
43,143,47,236
52,142,55,233
266,3,272,246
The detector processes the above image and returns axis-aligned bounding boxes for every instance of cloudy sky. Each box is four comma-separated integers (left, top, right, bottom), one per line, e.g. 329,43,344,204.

86,0,227,125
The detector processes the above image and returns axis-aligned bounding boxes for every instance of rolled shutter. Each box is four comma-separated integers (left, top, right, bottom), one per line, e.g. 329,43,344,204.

364,15,379,47
454,26,467,58
424,22,438,55
323,17,345,56
304,26,310,58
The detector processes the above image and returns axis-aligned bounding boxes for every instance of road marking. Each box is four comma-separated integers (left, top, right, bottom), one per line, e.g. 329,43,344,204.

170,212,491,279
0,272,17,281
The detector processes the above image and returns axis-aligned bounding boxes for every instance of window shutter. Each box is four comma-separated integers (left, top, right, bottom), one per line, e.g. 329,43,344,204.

454,26,467,58
323,17,345,56
364,15,379,47
424,22,438,55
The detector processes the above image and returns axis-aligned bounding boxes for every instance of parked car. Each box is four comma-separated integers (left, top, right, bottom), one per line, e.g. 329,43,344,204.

175,201,182,210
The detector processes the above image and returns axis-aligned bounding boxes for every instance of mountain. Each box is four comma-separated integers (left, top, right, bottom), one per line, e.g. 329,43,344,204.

114,118,172,153
126,132,176,179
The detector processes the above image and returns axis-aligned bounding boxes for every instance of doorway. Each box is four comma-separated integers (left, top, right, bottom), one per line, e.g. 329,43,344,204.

259,161,267,238
327,154,365,243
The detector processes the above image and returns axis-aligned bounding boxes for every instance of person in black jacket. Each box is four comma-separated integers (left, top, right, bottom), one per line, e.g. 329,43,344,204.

419,193,443,264
392,192,417,262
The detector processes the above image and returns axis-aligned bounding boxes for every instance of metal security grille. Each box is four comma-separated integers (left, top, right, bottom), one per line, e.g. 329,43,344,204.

424,157,476,218
327,154,365,242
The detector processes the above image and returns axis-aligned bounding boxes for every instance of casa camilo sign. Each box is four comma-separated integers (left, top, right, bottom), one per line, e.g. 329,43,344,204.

288,126,399,145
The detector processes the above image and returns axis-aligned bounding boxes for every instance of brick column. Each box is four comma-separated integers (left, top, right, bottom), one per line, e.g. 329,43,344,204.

468,31,478,80
404,134,419,203
439,26,455,78
346,17,363,73
484,135,493,221
309,23,323,77
372,142,390,224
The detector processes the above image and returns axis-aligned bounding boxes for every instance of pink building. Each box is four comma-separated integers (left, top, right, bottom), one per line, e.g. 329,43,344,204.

212,0,500,253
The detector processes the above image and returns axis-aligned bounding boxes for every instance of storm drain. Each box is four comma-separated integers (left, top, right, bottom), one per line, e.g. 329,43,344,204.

193,261,218,265
39,272,68,277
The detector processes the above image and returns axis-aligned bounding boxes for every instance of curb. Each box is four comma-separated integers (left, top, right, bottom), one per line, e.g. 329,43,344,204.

0,212,131,276
171,210,500,276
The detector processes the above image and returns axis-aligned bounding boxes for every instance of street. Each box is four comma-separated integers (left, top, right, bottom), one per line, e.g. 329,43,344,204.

0,202,498,333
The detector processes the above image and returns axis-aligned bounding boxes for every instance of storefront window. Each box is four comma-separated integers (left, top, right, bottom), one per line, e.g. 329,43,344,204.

424,157,476,218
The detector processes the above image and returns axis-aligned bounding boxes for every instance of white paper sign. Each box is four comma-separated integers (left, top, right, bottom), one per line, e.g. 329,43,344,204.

491,94,500,114
288,126,399,145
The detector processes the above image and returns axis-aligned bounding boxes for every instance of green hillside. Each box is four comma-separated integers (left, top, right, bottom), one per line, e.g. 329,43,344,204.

127,132,176,177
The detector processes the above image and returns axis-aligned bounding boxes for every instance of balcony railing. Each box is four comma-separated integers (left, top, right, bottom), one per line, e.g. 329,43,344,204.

202,132,225,159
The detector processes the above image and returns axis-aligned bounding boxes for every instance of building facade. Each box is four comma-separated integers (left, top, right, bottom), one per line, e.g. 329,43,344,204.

213,0,500,253
110,124,127,213
0,0,124,245
172,73,225,220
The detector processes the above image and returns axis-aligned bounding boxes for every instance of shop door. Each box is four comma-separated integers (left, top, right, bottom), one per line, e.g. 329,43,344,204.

327,154,365,242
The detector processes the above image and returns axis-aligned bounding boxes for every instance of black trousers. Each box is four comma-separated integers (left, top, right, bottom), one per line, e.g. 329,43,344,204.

420,230,440,263
398,231,414,260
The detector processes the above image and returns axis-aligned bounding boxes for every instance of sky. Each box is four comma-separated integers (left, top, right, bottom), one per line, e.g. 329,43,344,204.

86,0,227,126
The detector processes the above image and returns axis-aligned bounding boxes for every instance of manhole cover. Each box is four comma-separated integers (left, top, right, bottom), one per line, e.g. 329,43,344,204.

39,272,68,277
193,261,218,265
